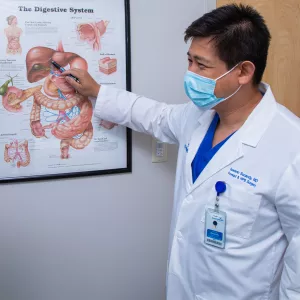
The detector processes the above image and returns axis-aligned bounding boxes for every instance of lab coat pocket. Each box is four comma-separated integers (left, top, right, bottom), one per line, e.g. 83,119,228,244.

223,185,262,239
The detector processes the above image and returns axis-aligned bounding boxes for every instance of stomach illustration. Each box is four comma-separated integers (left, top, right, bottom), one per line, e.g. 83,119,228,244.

76,20,109,51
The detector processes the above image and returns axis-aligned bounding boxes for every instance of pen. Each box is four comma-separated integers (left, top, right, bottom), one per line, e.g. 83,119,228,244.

50,60,80,83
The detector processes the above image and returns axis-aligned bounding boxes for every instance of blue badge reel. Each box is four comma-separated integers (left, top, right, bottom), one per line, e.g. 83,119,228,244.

204,181,227,249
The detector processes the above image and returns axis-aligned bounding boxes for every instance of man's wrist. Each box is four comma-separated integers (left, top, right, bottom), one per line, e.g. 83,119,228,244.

92,83,101,98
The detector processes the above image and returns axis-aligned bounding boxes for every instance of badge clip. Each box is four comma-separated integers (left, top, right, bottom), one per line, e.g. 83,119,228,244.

214,181,226,212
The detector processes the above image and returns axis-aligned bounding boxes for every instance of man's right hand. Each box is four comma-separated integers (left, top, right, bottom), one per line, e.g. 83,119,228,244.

61,68,100,98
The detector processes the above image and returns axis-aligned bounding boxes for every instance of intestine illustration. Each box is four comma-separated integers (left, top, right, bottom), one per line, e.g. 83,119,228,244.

0,41,117,159
76,20,109,51
4,139,30,168
4,15,23,55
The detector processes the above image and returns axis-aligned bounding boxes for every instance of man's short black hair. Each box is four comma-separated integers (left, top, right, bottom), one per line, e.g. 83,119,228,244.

184,4,271,85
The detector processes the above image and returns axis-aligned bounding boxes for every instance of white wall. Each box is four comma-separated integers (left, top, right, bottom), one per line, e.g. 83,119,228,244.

0,1,214,299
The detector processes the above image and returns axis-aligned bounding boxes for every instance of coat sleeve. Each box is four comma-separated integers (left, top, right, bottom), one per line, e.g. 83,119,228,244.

275,154,300,299
93,85,190,145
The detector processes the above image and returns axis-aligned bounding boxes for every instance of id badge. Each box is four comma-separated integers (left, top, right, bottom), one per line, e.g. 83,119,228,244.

205,208,226,249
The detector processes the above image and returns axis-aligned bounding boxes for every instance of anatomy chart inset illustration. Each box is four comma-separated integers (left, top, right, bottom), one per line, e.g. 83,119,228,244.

4,139,30,168
76,20,109,51
0,0,130,181
4,15,23,55
99,57,117,75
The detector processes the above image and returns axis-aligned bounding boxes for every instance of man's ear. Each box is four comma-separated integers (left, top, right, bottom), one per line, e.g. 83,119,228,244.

238,61,256,85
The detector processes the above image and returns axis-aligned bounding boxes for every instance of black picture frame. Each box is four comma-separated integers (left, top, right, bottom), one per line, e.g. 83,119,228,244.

0,0,132,183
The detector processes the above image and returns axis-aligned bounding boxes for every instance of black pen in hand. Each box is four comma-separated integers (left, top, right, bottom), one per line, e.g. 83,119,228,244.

50,60,80,83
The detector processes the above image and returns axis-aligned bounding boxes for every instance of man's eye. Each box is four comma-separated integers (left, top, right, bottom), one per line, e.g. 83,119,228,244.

198,63,206,69
188,58,192,64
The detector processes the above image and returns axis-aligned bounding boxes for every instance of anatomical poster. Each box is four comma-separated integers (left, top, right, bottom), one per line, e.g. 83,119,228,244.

0,0,131,182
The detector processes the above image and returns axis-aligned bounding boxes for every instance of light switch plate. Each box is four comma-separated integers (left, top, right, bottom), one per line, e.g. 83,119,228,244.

152,138,168,163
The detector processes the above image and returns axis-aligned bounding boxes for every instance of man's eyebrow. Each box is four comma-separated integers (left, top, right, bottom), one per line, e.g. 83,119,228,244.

187,52,211,65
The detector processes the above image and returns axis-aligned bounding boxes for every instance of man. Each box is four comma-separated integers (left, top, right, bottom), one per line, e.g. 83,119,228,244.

63,4,300,299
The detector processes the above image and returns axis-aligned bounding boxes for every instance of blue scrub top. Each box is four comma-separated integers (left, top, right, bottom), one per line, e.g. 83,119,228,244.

191,113,234,183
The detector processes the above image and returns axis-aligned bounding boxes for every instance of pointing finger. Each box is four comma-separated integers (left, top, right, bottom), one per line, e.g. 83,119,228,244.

65,76,81,90
61,68,81,77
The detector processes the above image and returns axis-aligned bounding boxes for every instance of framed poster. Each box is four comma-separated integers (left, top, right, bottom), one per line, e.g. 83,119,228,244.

0,0,132,182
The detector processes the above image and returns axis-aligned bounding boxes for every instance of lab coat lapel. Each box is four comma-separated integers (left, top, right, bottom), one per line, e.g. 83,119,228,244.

186,82,277,194
185,110,215,190
194,131,244,187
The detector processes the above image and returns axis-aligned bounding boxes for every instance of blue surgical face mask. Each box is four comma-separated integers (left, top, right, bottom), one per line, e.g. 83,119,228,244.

184,64,241,110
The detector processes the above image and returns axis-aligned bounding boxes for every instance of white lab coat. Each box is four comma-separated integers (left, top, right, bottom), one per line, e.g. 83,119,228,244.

93,82,300,300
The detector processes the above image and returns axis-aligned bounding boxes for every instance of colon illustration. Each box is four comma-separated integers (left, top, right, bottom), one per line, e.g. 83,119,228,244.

76,20,109,51
4,139,30,168
4,15,23,55
0,41,117,159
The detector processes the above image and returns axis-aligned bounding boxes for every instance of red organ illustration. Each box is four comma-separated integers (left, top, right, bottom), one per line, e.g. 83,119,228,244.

4,139,30,168
2,84,41,113
0,41,117,159
99,57,117,75
76,20,109,51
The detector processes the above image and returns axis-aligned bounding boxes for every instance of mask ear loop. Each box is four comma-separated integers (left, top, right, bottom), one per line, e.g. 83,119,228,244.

214,62,242,101
222,84,242,101
215,63,240,81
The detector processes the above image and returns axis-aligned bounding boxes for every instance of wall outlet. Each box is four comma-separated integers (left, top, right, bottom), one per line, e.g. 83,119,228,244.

152,138,168,163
